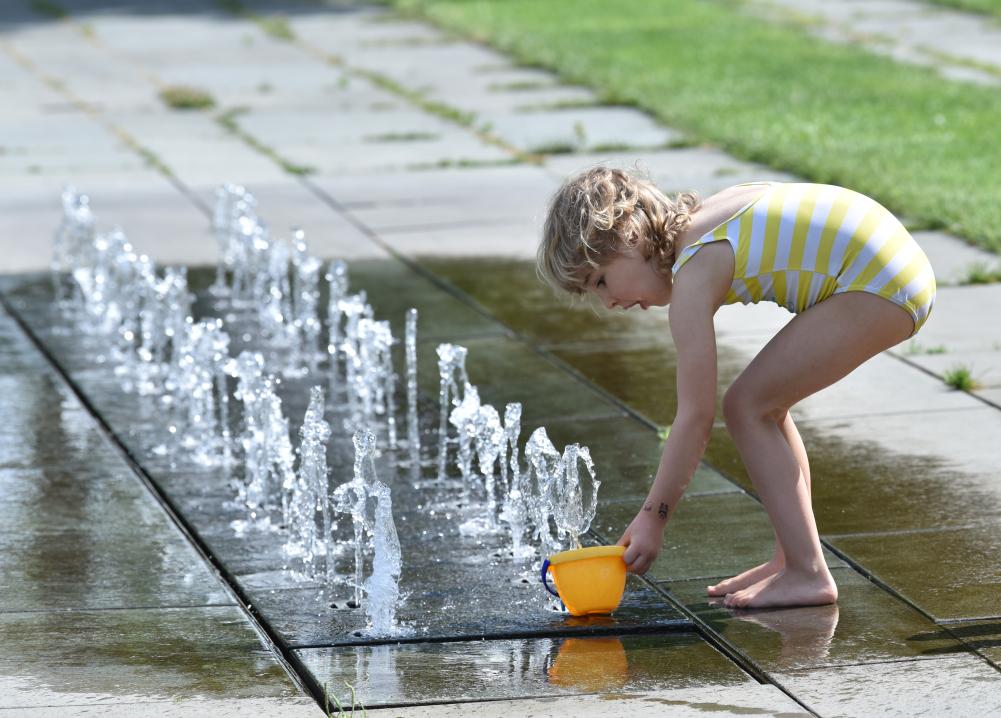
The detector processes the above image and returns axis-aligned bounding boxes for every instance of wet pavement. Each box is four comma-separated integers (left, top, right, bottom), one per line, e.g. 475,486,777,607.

1,0,1000,715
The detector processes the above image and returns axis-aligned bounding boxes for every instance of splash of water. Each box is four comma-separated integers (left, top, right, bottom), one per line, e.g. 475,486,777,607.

436,343,469,482
288,229,323,377
550,444,600,549
286,387,334,581
499,403,531,558
524,427,562,560
405,308,420,483
332,429,378,607
473,403,504,520
363,480,402,634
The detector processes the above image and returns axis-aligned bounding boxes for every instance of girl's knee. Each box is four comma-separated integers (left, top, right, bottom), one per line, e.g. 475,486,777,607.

723,383,787,429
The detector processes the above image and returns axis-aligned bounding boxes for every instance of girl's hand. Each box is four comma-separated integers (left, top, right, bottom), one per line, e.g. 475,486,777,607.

616,508,666,575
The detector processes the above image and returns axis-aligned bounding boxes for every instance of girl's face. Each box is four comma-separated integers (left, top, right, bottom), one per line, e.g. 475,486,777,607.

585,245,672,311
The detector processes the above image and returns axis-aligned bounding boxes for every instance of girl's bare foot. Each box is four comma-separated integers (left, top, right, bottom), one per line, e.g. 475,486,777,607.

723,567,838,609
706,558,783,597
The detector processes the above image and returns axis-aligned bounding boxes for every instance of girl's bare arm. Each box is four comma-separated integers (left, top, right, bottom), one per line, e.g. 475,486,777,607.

618,245,729,574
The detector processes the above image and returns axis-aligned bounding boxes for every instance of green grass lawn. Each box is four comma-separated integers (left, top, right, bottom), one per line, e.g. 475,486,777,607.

389,0,1001,254
925,0,1001,21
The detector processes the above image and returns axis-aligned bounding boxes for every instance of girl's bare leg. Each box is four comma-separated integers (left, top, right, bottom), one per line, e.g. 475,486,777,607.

707,411,810,596
720,292,914,609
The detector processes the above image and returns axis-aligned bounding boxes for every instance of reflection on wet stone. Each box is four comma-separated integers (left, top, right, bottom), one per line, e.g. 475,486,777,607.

0,606,301,707
593,493,844,582
298,633,750,708
664,570,964,671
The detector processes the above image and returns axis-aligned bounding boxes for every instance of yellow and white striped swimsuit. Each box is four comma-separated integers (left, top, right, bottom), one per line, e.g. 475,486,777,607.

672,182,936,335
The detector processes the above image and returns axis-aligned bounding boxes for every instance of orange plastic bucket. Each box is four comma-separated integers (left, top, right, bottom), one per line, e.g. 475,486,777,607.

541,545,627,616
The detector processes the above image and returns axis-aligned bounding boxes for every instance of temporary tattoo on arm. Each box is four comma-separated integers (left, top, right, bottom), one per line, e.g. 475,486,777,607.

658,503,669,520
643,503,653,512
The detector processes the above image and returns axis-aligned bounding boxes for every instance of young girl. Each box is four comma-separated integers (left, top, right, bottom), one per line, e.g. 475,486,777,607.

537,166,935,609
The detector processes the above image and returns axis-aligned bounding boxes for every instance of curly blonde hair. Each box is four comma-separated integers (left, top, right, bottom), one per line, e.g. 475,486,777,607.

538,166,702,295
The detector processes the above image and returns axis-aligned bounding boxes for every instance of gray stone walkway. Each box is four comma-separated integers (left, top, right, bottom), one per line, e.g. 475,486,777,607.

1,0,999,715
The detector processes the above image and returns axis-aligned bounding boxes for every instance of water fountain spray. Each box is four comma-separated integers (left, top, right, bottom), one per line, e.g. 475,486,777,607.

363,480,402,634
550,444,600,549
332,429,378,608
288,386,333,580
405,308,420,483
436,343,469,482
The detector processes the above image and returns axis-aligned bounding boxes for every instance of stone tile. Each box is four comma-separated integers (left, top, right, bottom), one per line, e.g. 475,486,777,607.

387,220,542,260
348,186,549,232
543,146,799,195
938,620,1001,669
903,348,1001,391
0,372,130,471
911,231,1001,287
419,256,671,345
369,690,810,717
796,409,1001,535
415,334,622,425
774,654,1001,717
296,634,763,708
247,542,688,647
481,107,679,154
665,570,963,671
347,258,507,342
310,164,555,207
550,335,756,427
592,492,845,582
893,285,1001,355
0,699,319,717
0,519,231,611
541,414,739,501
830,525,1001,621
0,465,155,533
189,180,390,263
792,352,980,421
0,606,303,708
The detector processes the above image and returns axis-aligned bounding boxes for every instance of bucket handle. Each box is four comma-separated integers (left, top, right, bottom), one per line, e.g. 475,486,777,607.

540,559,561,598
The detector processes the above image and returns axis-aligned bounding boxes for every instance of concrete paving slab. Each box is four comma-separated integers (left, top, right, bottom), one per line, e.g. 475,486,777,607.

360,683,811,717
893,285,1001,356
939,620,1001,668
297,634,753,708
0,699,320,717
549,335,750,428
187,181,390,262
831,524,1001,621
414,334,624,425
540,413,740,502
903,348,1001,391
480,107,680,154
384,221,541,259
911,230,1001,286
543,146,800,195
0,521,232,611
666,570,962,671
311,163,556,207
0,605,304,708
593,492,846,582
773,653,1001,717
251,569,686,648
797,406,1001,532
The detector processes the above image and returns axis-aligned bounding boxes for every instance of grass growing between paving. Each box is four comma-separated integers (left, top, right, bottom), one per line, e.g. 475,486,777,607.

943,365,980,391
388,0,1001,254
159,85,216,111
